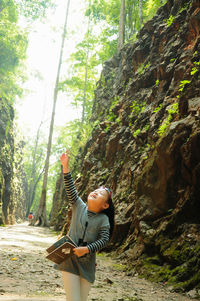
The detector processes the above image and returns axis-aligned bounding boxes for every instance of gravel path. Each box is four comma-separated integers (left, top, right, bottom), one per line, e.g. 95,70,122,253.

0,223,197,301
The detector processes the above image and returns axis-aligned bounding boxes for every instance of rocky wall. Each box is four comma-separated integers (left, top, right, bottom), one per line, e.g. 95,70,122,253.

0,99,27,224
77,0,200,292
50,171,69,231
0,99,15,224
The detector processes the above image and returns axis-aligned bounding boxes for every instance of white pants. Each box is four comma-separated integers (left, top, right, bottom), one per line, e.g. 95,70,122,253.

62,271,91,301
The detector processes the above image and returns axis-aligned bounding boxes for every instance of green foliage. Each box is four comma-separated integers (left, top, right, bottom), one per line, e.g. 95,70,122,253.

155,79,160,86
0,0,18,21
132,124,149,139
15,0,55,20
144,0,167,20
84,0,120,60
55,119,93,177
97,27,118,62
178,80,191,92
60,27,100,124
168,102,179,115
137,62,150,75
86,0,120,25
128,99,147,130
153,103,162,113
106,95,120,122
0,1,28,101
133,128,141,138
190,61,200,76
0,143,13,167
144,124,149,132
0,0,54,103
193,51,198,57
178,2,190,14
158,103,179,136
175,60,199,100
164,15,175,27
130,100,146,115
191,67,198,76
137,63,144,75
22,125,50,216
85,0,166,59
157,118,170,136
145,63,150,69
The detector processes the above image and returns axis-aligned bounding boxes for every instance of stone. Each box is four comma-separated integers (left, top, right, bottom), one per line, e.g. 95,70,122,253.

187,289,198,299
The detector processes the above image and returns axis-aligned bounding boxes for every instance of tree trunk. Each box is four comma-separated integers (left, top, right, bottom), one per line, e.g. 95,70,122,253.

31,0,70,227
127,0,134,39
26,121,43,217
0,171,5,225
139,0,143,29
81,49,89,125
133,2,137,35
117,0,125,52
81,13,91,125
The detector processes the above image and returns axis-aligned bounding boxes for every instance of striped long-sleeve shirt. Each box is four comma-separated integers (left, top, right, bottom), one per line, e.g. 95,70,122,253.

63,173,110,253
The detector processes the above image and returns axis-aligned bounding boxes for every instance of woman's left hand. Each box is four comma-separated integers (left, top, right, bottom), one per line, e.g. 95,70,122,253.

73,246,89,257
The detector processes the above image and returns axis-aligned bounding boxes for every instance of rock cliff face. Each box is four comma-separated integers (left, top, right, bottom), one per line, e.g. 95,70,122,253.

0,99,15,224
51,0,200,292
0,99,27,224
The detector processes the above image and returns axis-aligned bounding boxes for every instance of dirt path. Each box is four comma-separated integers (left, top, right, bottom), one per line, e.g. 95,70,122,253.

0,223,196,301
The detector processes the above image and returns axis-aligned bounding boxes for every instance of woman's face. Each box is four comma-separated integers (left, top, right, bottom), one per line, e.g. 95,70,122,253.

87,188,109,213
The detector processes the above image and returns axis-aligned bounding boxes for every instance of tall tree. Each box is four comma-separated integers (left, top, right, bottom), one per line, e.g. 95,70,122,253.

126,0,134,39
139,0,143,27
117,0,125,51
31,0,71,227
81,4,93,125
26,120,44,216
81,47,89,125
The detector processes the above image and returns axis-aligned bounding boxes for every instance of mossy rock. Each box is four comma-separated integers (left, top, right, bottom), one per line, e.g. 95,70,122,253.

0,169,5,225
170,269,200,291
143,254,162,265
162,242,192,266
136,242,200,291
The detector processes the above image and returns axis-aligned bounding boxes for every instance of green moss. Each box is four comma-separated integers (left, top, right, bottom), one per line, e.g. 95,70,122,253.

170,269,200,291
112,263,126,271
139,259,164,282
163,245,190,265
137,241,200,292
157,102,179,136
155,235,172,253
144,255,161,265
164,15,175,27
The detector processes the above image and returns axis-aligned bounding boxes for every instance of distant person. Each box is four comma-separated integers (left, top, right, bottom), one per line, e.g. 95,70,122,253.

54,150,115,301
28,212,33,222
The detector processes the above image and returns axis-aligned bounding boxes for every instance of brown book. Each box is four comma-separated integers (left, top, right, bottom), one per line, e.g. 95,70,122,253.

46,236,77,264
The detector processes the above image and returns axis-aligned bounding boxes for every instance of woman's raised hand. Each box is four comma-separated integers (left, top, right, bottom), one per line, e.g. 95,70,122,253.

60,150,70,173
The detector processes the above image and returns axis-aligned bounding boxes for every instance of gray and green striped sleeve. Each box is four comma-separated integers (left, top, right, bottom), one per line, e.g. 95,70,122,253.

63,173,79,204
87,227,110,253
